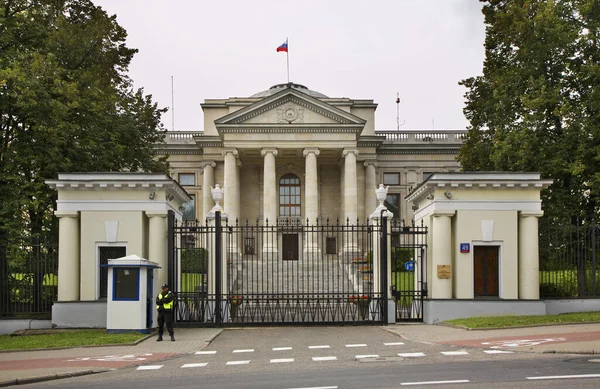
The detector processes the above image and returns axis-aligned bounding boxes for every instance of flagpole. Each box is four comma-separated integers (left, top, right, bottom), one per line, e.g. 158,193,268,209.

286,38,290,83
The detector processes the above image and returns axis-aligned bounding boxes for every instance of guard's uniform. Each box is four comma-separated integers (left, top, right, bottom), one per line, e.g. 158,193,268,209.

156,285,175,341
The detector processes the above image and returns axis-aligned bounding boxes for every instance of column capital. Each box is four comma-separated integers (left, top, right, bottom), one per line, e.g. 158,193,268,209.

432,210,456,217
55,210,79,218
363,160,379,168
302,148,320,157
146,211,169,218
222,148,238,157
261,148,278,157
520,211,544,218
200,160,216,168
342,148,359,158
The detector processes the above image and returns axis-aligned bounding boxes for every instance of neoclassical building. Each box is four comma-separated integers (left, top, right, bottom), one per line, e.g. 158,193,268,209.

161,83,464,225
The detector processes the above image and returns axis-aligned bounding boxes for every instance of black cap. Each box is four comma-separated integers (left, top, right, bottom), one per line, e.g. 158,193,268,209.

161,284,169,288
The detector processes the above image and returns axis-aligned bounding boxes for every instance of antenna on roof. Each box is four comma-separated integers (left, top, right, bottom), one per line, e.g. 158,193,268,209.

171,76,175,131
396,92,405,130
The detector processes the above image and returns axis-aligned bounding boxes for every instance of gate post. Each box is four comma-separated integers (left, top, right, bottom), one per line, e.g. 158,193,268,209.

215,211,222,326
167,210,175,289
380,216,388,324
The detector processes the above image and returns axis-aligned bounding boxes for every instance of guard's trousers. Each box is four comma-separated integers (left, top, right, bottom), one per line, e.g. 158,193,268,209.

157,310,174,337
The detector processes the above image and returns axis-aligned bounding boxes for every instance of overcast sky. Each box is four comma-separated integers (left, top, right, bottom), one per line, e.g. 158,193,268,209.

93,0,486,131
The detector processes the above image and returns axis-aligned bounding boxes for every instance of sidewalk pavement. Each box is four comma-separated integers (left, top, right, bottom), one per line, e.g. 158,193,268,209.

384,322,600,354
0,328,221,387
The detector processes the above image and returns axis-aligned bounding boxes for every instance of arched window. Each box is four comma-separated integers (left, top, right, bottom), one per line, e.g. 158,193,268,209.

279,174,301,217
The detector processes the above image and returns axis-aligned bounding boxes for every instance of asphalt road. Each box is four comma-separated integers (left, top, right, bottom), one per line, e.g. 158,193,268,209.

19,326,600,389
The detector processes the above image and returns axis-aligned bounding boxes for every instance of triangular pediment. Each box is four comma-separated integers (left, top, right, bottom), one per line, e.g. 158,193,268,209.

215,88,366,127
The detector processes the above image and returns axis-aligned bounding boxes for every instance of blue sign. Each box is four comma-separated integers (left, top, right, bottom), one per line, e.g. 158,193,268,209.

460,243,470,253
404,261,415,272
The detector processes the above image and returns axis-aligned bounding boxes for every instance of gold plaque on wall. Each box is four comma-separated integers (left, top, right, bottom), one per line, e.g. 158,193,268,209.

437,265,451,279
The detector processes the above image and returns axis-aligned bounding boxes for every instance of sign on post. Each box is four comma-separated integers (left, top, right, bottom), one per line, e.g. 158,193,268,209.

404,261,415,272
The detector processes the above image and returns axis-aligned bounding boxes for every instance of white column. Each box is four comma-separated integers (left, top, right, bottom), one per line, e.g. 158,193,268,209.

235,159,242,221
303,148,320,224
364,161,378,222
343,149,359,223
431,211,454,299
147,211,168,288
261,148,278,224
223,149,239,222
56,211,80,301
519,212,543,299
201,161,216,222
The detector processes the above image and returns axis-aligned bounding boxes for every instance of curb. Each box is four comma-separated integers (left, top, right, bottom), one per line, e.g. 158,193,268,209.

0,334,154,354
440,321,600,331
542,350,600,355
0,369,107,387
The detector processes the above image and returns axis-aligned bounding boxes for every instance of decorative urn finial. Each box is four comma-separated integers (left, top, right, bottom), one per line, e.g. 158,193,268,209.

375,184,389,207
210,184,223,209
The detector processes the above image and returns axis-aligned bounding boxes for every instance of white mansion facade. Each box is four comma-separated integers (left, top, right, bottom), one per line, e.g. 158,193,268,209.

160,83,464,225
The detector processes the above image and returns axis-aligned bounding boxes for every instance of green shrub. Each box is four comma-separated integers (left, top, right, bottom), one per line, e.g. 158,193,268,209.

391,247,413,272
180,248,209,273
539,282,576,298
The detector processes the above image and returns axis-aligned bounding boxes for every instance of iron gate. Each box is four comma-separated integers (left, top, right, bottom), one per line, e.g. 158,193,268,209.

389,219,428,322
168,211,384,326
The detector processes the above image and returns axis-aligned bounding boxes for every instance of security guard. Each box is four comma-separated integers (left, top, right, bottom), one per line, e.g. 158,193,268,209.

156,283,175,341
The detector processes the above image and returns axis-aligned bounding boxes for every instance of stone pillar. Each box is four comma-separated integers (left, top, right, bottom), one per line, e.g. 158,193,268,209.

56,211,80,301
519,212,543,299
201,161,216,222
261,148,278,258
235,159,242,221
223,148,239,222
303,148,320,258
147,211,168,288
431,211,454,299
364,161,378,222
343,149,359,223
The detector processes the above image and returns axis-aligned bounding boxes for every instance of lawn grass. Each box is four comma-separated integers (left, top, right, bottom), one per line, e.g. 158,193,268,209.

392,271,415,291
0,329,147,350
446,311,600,329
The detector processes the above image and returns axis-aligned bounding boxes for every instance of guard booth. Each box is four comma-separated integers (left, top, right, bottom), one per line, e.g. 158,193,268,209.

103,254,160,333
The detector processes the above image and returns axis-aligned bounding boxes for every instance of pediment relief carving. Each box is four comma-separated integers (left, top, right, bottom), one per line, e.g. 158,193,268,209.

233,98,342,125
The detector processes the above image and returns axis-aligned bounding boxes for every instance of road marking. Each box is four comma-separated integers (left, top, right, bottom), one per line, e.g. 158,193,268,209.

181,363,207,368
484,350,514,354
194,350,217,355
384,342,405,346
312,356,337,361
68,353,153,362
285,386,338,389
273,347,293,351
345,344,367,348
526,374,600,380
136,365,163,370
233,349,254,353
441,351,469,356
309,345,330,349
398,352,425,358
270,358,294,363
401,379,470,386
355,354,379,359
482,337,566,349
226,360,250,365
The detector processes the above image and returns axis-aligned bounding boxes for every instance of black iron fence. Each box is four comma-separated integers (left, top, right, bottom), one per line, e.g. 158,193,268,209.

0,237,58,318
539,223,599,298
169,213,384,326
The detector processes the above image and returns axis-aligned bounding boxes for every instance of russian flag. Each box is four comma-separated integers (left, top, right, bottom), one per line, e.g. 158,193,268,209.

276,40,288,53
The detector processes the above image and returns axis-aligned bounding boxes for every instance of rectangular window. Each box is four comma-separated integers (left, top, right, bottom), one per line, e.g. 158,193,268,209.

113,268,140,301
179,173,195,186
244,237,255,255
182,194,195,220
384,193,400,218
99,246,126,299
326,237,336,254
383,173,400,185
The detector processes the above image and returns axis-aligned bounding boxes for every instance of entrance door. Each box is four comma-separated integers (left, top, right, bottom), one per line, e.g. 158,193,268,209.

474,246,499,297
282,234,298,260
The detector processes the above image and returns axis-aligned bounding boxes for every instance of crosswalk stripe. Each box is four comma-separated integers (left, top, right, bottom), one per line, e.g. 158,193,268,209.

484,350,514,354
345,344,367,348
195,350,217,355
356,354,379,359
136,365,163,370
226,360,250,365
398,352,426,358
181,363,208,368
441,351,469,356
309,345,330,349
384,342,405,346
312,356,337,361
233,349,254,353
273,347,293,351
270,358,294,363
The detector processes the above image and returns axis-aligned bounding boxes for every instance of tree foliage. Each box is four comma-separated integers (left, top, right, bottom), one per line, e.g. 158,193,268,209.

0,0,169,241
458,0,600,223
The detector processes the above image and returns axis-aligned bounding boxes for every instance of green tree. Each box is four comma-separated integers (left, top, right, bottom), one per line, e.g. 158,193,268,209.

458,0,600,224
0,0,169,314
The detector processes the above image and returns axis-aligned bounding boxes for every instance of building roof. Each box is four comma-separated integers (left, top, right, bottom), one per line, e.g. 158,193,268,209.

250,83,329,98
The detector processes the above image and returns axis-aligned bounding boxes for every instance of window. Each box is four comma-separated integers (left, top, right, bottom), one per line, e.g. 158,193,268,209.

383,173,400,185
326,237,337,254
113,268,140,300
98,246,126,299
244,237,255,255
179,173,195,186
279,174,301,217
182,194,195,220
385,193,400,218
423,172,434,181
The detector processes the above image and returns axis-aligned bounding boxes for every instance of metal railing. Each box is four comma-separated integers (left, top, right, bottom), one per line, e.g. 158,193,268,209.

0,237,58,318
